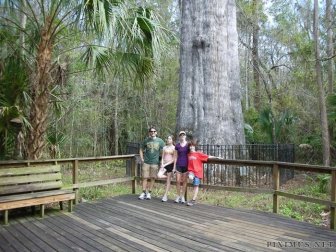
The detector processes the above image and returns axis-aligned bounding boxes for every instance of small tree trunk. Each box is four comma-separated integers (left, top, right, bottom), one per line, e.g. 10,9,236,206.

314,0,330,166
252,0,261,110
114,80,119,155
326,0,334,144
326,0,334,94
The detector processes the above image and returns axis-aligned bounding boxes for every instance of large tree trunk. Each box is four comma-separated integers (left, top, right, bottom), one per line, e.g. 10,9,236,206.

27,17,53,160
176,0,244,145
313,0,330,166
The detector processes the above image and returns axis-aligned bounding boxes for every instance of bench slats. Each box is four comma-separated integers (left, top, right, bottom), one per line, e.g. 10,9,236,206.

0,190,74,204
0,165,61,177
0,181,62,195
0,173,61,186
0,192,75,210
0,164,75,225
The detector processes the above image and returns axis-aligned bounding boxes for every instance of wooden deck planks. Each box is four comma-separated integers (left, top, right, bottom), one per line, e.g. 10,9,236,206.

0,194,335,252
71,202,227,252
75,205,229,252
86,200,243,251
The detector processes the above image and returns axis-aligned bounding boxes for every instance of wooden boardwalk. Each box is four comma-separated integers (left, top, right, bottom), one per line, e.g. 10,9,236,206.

0,194,335,251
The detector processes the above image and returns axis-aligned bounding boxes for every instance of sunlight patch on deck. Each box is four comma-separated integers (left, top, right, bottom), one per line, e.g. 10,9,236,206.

106,226,169,251
67,214,101,230
114,199,207,227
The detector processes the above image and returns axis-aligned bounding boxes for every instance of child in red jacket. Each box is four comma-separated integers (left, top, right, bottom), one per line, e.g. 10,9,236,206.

187,140,213,206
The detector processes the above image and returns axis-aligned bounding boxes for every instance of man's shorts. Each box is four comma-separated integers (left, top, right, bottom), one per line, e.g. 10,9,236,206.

142,163,159,178
193,177,201,186
176,165,188,173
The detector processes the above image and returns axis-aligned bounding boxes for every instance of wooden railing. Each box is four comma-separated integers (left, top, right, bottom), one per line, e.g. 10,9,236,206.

0,155,335,230
204,158,336,230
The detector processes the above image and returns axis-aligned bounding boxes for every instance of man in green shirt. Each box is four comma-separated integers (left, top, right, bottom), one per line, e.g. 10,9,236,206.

139,126,165,200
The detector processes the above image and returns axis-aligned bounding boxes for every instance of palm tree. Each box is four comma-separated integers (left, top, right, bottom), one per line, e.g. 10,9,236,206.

0,0,169,159
0,49,29,159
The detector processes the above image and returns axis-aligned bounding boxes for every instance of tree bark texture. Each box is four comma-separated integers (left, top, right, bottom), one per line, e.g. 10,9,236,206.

326,0,334,141
326,0,334,94
27,17,53,160
313,0,330,166
176,0,245,145
252,0,261,111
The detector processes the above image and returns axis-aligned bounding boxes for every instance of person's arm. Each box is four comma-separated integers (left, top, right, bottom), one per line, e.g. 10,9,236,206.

172,150,177,173
139,148,144,163
161,147,165,168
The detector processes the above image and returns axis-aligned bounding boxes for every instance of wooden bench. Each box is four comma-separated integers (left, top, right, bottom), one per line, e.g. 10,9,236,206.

0,163,75,225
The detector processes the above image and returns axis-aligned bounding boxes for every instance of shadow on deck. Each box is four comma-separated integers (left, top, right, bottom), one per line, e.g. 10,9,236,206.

0,194,335,252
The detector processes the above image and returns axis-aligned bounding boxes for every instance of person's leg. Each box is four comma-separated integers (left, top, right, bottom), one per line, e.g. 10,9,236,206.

162,164,173,199
175,172,182,202
192,185,199,200
145,178,155,199
139,163,150,199
162,172,172,201
187,177,200,206
165,172,172,195
180,172,188,203
146,164,158,200
142,179,148,191
138,178,147,199
148,178,155,191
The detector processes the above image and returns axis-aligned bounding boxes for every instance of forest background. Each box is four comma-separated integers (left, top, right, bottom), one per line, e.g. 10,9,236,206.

1,0,335,166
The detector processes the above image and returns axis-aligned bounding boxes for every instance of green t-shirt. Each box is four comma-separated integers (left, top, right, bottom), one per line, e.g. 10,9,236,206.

141,137,165,164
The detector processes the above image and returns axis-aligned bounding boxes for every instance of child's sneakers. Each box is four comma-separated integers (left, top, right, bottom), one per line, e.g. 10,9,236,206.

187,200,196,206
138,192,146,200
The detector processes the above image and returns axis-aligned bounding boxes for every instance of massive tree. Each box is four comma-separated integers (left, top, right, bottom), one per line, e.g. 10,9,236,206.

176,0,245,145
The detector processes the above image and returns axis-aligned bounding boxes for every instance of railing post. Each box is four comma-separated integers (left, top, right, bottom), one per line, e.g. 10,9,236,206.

272,163,279,214
131,157,136,194
72,159,79,204
331,170,336,230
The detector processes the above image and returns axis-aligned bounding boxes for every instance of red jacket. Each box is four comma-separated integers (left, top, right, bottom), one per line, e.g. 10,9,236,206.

187,152,209,179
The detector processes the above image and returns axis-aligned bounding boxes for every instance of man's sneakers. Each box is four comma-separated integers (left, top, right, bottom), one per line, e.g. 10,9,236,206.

180,196,185,204
138,192,146,200
138,192,151,200
162,195,168,202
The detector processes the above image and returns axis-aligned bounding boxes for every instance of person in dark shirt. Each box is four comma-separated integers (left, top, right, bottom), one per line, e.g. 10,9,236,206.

173,131,189,203
139,126,165,200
